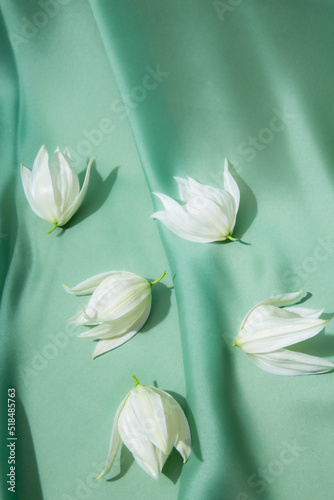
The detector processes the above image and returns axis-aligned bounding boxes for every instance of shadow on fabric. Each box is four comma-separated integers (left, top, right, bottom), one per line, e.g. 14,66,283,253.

17,397,44,500
56,164,119,234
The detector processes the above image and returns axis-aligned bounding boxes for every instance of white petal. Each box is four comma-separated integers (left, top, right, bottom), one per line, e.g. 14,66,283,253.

185,177,229,208
131,452,160,479
63,271,122,295
49,149,79,215
78,322,114,338
152,193,224,242
96,393,130,479
154,448,169,474
130,385,169,454
284,306,324,319
57,156,94,226
20,165,44,219
30,145,59,223
248,349,334,376
239,291,303,330
91,298,151,358
223,158,240,215
236,312,327,354
174,176,193,203
79,296,151,337
84,273,151,322
92,331,138,358
152,210,218,242
118,397,160,479
150,387,191,462
185,196,234,237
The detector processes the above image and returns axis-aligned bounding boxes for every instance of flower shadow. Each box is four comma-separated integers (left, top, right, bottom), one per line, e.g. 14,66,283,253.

140,282,172,333
155,388,200,484
228,163,258,240
16,397,44,499
210,163,257,245
289,324,334,359
220,338,276,499
107,446,134,482
56,164,119,235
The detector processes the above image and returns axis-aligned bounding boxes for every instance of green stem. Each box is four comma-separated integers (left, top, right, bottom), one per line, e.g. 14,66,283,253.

48,223,58,234
150,270,166,285
132,375,140,386
227,235,238,242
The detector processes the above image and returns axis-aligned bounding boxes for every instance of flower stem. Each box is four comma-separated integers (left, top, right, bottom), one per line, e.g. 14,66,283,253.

150,271,166,285
227,235,238,242
132,375,140,386
48,223,58,234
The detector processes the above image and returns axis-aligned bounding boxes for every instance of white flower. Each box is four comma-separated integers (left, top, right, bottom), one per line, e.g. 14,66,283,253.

21,145,95,233
234,291,334,376
63,271,166,358
96,377,191,480
151,158,240,243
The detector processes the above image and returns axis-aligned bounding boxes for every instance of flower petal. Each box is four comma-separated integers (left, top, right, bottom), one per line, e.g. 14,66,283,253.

78,322,114,338
284,306,324,319
130,385,169,454
49,149,79,215
84,273,151,322
91,298,151,358
96,393,130,479
248,349,334,376
57,155,95,226
152,193,224,242
237,313,327,354
92,330,139,358
223,158,240,215
63,271,122,295
154,448,169,474
239,291,303,330
174,176,193,203
79,295,151,335
20,165,44,219
185,177,229,208
130,452,160,479
150,387,191,462
118,397,160,479
185,196,234,237
30,145,59,223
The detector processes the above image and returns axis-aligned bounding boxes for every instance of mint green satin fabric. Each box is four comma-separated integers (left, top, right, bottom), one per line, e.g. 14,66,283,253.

1,1,334,499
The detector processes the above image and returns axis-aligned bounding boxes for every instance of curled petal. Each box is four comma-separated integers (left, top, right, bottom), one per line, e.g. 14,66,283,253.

130,385,169,454
248,349,334,376
20,165,44,219
92,331,138,358
185,196,234,237
239,291,303,330
79,296,151,337
83,273,151,322
150,387,191,462
63,271,123,296
174,176,193,203
223,158,240,215
57,155,95,226
30,145,58,223
91,297,151,358
152,193,224,242
118,398,160,479
237,312,327,354
49,149,79,215
284,306,324,319
96,394,130,479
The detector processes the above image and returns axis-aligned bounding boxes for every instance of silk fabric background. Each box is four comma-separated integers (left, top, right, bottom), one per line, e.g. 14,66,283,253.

1,1,334,499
